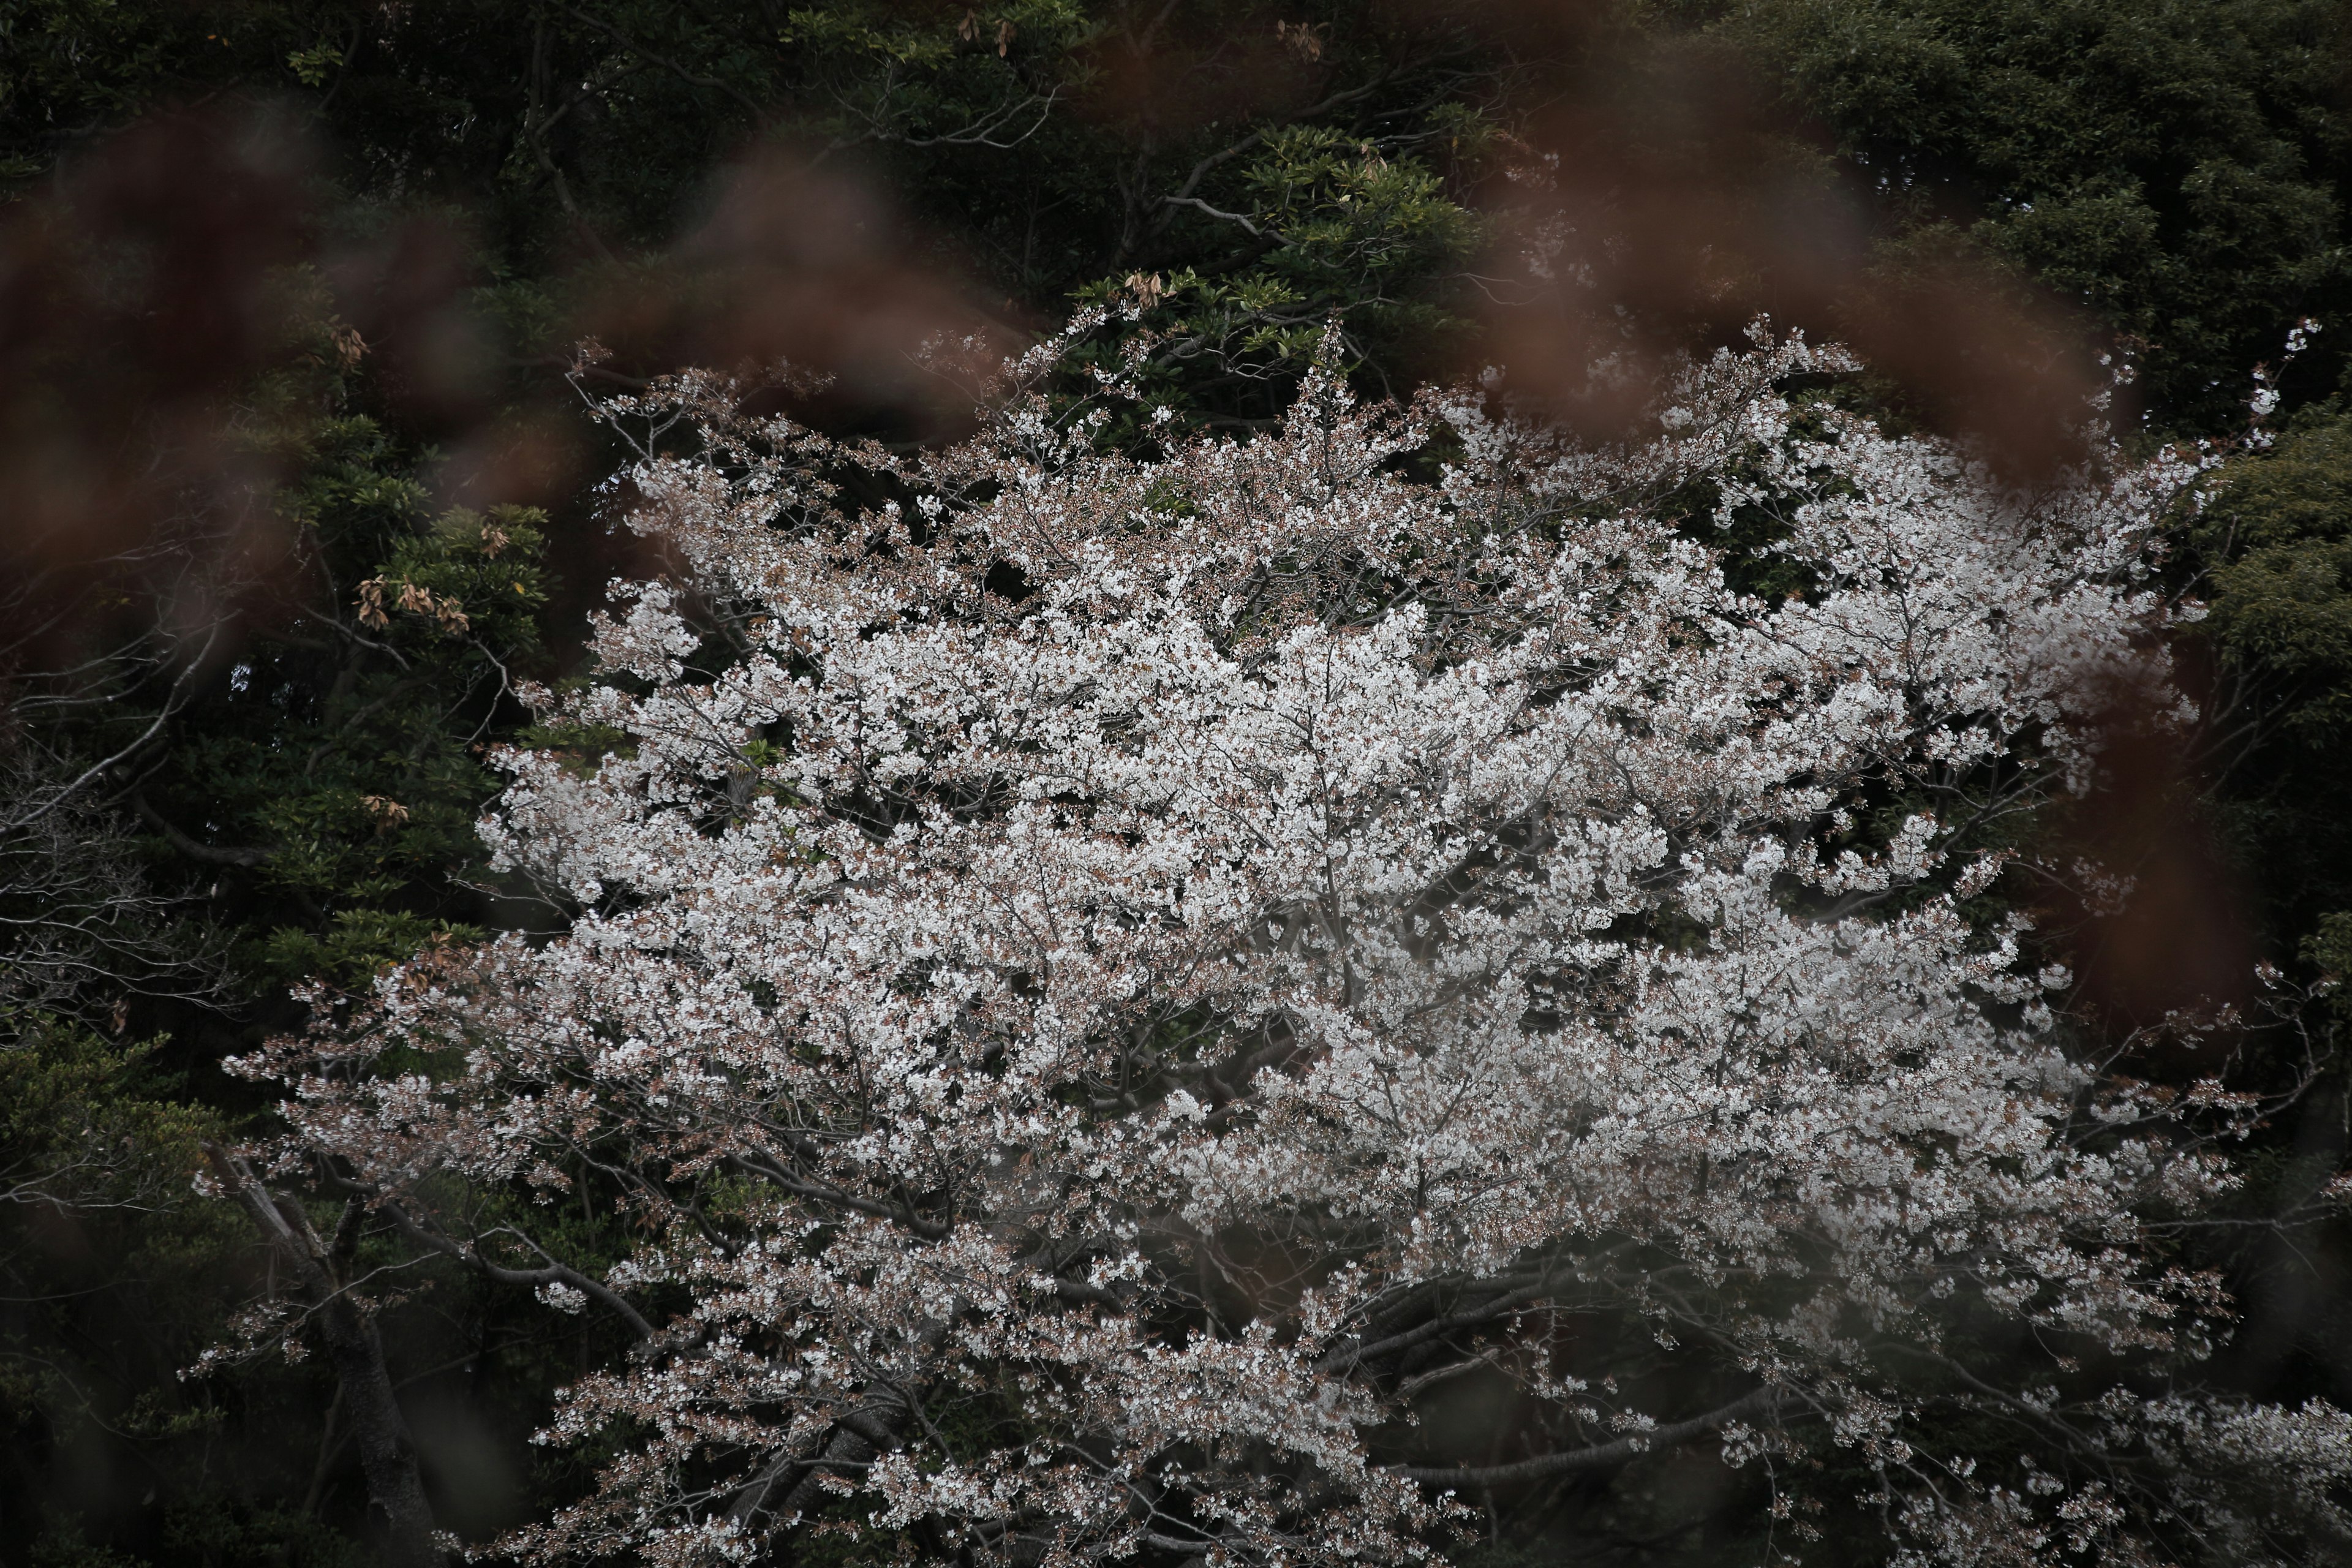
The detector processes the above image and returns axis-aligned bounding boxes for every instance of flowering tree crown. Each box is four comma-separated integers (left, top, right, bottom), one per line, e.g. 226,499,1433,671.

236,325,2352,1567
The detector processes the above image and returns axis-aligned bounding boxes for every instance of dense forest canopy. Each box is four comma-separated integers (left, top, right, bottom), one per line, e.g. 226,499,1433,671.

4,3,2352,1566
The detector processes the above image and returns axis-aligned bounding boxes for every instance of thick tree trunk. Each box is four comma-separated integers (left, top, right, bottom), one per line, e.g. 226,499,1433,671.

311,1267,443,1568
728,1391,907,1566
206,1145,444,1568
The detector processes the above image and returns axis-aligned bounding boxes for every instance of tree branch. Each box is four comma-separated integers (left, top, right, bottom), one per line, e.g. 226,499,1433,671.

129,791,269,867
1394,1387,1782,1490
203,1145,445,1568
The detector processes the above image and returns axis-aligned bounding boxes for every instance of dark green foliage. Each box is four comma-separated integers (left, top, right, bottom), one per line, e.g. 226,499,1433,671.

168,481,551,995
38,285,558,1011
1068,121,1483,421
0,1020,247,1562
2187,410,2352,971
2127,407,2352,1419
1709,0,2352,432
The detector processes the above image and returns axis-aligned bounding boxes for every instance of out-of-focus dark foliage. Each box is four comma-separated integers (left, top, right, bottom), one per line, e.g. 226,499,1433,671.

5,1,2352,1564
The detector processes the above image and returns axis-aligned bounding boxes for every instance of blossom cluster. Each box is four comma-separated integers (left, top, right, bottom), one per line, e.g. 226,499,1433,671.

238,328,2352,1566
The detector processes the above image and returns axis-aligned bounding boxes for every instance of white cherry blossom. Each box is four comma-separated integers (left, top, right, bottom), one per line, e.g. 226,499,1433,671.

235,328,2352,1567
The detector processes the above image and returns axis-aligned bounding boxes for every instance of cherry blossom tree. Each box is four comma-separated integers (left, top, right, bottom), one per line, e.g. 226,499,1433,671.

230,322,2352,1567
